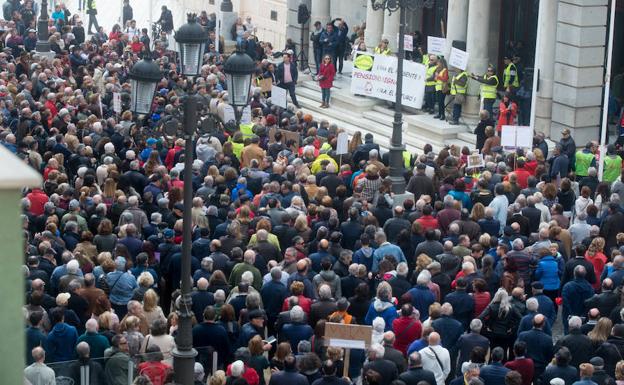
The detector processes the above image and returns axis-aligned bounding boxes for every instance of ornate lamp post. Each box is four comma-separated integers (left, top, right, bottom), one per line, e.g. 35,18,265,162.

171,14,208,385
370,0,433,193
223,50,256,125
35,0,53,57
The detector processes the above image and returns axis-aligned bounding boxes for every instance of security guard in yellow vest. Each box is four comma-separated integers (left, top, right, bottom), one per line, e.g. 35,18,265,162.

503,56,519,92
423,54,438,114
575,142,597,177
449,68,468,125
603,144,622,183
470,65,499,117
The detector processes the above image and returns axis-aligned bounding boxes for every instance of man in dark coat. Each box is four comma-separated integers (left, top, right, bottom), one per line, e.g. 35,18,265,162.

456,319,490,373
432,303,464,359
399,351,437,385
584,278,619,319
595,324,624,376
480,347,510,385
352,133,380,165
268,355,309,385
600,203,624,252
191,278,215,323
406,163,435,200
382,332,407,373
383,206,412,243
280,306,313,354
261,268,289,335
444,278,475,330
275,52,300,108
517,314,554,381
362,344,399,385
192,306,231,368
562,265,595,334
555,316,593,369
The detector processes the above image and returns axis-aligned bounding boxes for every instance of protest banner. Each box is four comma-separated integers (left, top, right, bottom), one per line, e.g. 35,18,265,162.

271,85,288,109
351,52,426,109
501,125,533,149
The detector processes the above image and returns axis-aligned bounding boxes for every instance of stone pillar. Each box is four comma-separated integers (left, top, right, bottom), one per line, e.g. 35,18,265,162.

0,146,42,385
382,10,400,52
551,0,607,145
311,0,331,25
445,0,469,57
365,1,384,49
464,0,492,117
533,0,559,137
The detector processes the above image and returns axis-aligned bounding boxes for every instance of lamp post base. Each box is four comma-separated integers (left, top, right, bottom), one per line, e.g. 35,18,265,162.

33,46,55,60
172,347,198,385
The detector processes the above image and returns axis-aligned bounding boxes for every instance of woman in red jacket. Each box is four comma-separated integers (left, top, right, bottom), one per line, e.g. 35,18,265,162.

496,93,518,134
392,303,422,356
318,55,336,108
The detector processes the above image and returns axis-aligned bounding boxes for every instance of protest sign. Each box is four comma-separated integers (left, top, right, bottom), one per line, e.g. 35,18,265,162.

449,47,469,70
501,125,533,149
336,132,349,155
351,52,426,109
271,85,288,108
427,36,447,56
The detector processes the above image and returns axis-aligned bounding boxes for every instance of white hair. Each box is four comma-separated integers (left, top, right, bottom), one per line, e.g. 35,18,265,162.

372,317,386,333
526,297,538,312
369,343,385,358
241,271,254,285
568,316,582,329
231,360,245,377
290,305,305,323
67,259,80,274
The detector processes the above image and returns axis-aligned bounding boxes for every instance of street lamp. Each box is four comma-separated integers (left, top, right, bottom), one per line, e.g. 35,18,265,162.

35,0,53,57
175,14,209,76
171,13,209,385
127,56,161,114
223,50,256,124
370,0,434,194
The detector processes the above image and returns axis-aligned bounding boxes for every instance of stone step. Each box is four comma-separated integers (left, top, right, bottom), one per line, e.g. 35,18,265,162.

404,114,471,142
362,110,396,128
295,85,379,112
457,131,477,145
297,94,446,154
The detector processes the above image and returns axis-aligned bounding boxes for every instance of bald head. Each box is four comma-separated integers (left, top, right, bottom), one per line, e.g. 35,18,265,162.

428,332,440,346
533,314,545,329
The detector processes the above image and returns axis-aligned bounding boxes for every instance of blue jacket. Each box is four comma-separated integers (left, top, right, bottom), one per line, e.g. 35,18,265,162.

535,255,562,291
365,299,397,330
517,311,552,336
280,323,314,353
404,285,435,321
534,294,557,327
47,322,78,362
517,328,554,369
261,280,288,320
445,290,475,330
372,243,406,273
562,278,594,320
480,362,510,385
432,315,463,353
353,246,375,272
106,270,138,305
319,29,338,55
26,326,47,365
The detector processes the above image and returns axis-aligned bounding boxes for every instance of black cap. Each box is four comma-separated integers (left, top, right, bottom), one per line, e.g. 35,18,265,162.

248,309,265,319
531,281,544,290
173,202,184,211
416,163,426,170
590,357,604,367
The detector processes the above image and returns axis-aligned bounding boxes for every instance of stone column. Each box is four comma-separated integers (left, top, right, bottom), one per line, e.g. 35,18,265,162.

445,0,469,57
365,1,384,49
551,0,607,145
382,9,400,52
464,0,492,117
311,0,331,25
533,0,559,137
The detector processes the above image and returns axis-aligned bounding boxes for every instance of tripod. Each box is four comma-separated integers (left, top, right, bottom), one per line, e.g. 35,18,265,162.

297,22,315,75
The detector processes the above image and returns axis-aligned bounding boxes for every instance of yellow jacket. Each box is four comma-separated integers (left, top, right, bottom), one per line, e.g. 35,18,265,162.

310,153,339,174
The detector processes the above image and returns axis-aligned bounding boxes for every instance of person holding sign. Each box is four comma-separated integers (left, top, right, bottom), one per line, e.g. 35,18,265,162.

496,94,518,135
470,65,499,117
423,55,439,114
318,55,336,109
434,58,449,121
449,67,468,125
374,39,392,56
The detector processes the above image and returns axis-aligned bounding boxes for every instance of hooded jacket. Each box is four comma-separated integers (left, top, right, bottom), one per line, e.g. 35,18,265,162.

313,269,342,298
47,322,78,362
365,299,397,330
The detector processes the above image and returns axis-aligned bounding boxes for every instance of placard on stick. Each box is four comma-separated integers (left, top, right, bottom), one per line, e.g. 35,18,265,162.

501,125,533,149
449,47,469,70
268,127,300,153
324,323,373,377
427,36,447,56
336,132,349,155
271,85,288,109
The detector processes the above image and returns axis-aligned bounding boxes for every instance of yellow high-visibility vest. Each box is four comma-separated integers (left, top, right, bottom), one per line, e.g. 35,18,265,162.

575,151,595,177
425,65,437,87
503,63,519,88
603,155,622,182
450,71,468,95
481,75,498,99
435,68,448,92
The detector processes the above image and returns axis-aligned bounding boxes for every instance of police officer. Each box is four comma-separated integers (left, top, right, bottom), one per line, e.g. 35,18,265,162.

575,142,598,178
503,55,519,93
423,54,438,114
449,66,468,125
470,65,499,117
603,144,622,183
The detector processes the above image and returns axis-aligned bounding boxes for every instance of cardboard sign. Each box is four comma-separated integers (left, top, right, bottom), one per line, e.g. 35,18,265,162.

268,127,300,153
241,105,252,124
398,34,413,51
324,322,372,348
271,85,288,109
336,132,349,155
501,125,533,149
449,47,469,70
427,36,447,56
467,153,484,169
223,104,236,123
113,92,122,114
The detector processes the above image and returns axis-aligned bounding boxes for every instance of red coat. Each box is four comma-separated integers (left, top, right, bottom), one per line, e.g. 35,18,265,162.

392,316,422,355
496,101,518,132
318,62,336,89
27,189,49,216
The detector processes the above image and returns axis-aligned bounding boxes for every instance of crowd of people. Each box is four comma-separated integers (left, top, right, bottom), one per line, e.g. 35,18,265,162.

9,1,624,385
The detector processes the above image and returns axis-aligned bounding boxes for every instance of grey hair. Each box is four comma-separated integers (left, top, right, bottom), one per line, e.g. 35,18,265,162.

568,316,582,329
369,343,385,358
319,284,332,300
469,319,482,333
290,305,305,322
526,297,538,312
